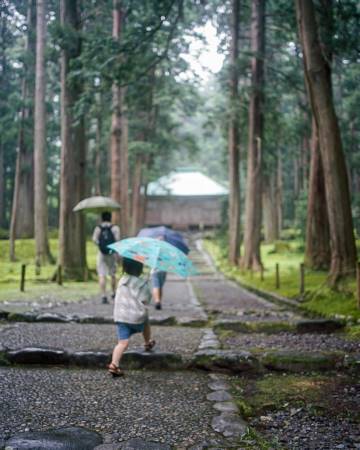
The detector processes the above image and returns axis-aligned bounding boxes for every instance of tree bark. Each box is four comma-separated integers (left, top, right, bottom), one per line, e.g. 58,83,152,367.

242,0,265,270
34,0,52,266
296,0,357,284
263,173,279,242
228,0,241,265
110,0,129,236
59,0,87,279
0,143,4,227
131,153,144,236
94,105,102,196
9,0,35,260
276,148,283,232
305,117,330,269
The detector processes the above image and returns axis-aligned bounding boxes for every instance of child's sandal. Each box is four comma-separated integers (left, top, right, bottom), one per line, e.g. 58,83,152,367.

144,339,156,352
107,363,124,377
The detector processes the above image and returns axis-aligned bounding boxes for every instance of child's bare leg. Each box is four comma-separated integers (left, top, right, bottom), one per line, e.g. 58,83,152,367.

143,322,151,345
111,339,129,367
99,275,106,295
111,275,116,297
152,287,161,305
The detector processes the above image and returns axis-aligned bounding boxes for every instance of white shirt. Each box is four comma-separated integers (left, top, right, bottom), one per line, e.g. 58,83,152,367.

113,274,152,324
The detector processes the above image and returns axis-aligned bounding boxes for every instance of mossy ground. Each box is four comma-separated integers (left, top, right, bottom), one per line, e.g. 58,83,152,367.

231,373,360,421
204,237,360,322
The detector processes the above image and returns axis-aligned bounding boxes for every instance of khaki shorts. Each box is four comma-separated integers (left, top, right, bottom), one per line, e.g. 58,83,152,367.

96,252,117,276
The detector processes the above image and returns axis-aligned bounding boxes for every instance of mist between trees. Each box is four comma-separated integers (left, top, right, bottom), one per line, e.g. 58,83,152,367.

0,0,359,285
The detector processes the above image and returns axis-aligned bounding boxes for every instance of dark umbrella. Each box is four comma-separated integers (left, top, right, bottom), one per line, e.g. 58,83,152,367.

137,226,189,254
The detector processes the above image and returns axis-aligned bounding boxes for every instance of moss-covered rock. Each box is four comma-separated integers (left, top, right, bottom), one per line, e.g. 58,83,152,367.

260,350,344,372
192,349,261,373
214,319,295,334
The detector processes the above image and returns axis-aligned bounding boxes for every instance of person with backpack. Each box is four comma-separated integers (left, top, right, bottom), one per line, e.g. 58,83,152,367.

92,211,120,304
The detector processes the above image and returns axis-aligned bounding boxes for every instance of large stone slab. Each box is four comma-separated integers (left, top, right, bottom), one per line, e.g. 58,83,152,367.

192,349,260,373
214,318,295,333
7,347,69,365
5,426,102,449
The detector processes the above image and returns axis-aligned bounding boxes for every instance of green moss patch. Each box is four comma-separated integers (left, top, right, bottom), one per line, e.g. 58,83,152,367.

231,373,360,421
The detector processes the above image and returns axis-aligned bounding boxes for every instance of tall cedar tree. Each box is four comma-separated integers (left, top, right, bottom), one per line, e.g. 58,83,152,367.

242,0,265,270
228,0,241,265
110,0,129,235
58,0,86,279
9,0,36,260
34,0,52,265
305,116,330,269
295,0,357,284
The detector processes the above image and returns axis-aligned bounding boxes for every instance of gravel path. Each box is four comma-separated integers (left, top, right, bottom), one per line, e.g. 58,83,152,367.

0,368,230,447
0,323,203,356
193,279,279,315
40,280,207,323
221,331,360,354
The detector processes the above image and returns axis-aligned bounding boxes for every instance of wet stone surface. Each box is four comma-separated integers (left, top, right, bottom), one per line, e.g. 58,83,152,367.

193,279,278,315
0,323,203,357
221,331,360,354
0,368,233,448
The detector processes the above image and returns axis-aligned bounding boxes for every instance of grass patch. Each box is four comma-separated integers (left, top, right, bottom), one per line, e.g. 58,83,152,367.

0,238,101,303
204,237,360,321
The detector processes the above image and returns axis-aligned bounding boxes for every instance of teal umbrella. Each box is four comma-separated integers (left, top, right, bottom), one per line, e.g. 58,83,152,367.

108,237,196,278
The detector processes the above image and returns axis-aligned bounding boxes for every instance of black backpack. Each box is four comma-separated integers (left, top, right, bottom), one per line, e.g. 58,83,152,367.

98,225,115,255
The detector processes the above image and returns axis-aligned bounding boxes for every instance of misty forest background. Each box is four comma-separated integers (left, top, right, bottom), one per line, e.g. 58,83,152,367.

1,0,360,316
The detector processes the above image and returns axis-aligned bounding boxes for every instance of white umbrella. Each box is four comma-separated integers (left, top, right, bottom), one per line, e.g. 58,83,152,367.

73,196,121,213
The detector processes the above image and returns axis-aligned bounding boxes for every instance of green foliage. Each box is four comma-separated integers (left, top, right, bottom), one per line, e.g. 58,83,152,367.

204,236,360,320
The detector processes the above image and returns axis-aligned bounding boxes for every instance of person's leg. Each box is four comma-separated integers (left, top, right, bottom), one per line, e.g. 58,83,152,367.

143,322,155,351
111,275,117,299
152,287,162,308
111,339,129,367
99,275,108,303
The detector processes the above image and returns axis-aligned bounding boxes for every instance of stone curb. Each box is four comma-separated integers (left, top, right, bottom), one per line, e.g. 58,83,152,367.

0,311,208,328
207,373,248,439
1,347,184,370
213,318,346,334
0,346,358,373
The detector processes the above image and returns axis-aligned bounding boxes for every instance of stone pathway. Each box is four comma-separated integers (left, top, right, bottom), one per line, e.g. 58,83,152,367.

0,236,359,449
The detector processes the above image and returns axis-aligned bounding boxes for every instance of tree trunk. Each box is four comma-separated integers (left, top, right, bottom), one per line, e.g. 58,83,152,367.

120,90,129,235
131,153,143,236
263,173,279,242
276,148,283,232
59,0,87,279
242,0,265,270
0,143,4,227
305,117,330,269
296,0,357,284
34,0,52,266
228,0,241,265
94,108,102,195
9,0,35,260
110,0,129,236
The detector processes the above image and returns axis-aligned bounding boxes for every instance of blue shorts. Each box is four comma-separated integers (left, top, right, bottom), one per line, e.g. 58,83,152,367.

116,322,145,340
151,271,167,289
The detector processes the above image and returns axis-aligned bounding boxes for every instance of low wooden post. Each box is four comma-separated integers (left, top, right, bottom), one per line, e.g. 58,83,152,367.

275,263,280,289
357,262,360,309
57,265,63,286
20,264,26,292
300,263,305,296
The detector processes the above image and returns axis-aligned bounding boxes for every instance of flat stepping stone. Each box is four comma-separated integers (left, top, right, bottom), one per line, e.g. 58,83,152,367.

5,426,102,449
211,413,247,437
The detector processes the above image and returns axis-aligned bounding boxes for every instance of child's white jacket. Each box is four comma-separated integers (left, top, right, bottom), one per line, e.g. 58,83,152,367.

113,274,152,324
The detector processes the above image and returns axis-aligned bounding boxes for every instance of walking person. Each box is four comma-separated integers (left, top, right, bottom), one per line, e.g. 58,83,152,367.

151,269,167,310
107,257,156,377
92,211,120,304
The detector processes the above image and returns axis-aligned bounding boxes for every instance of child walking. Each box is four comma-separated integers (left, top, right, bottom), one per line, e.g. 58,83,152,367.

107,257,155,377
